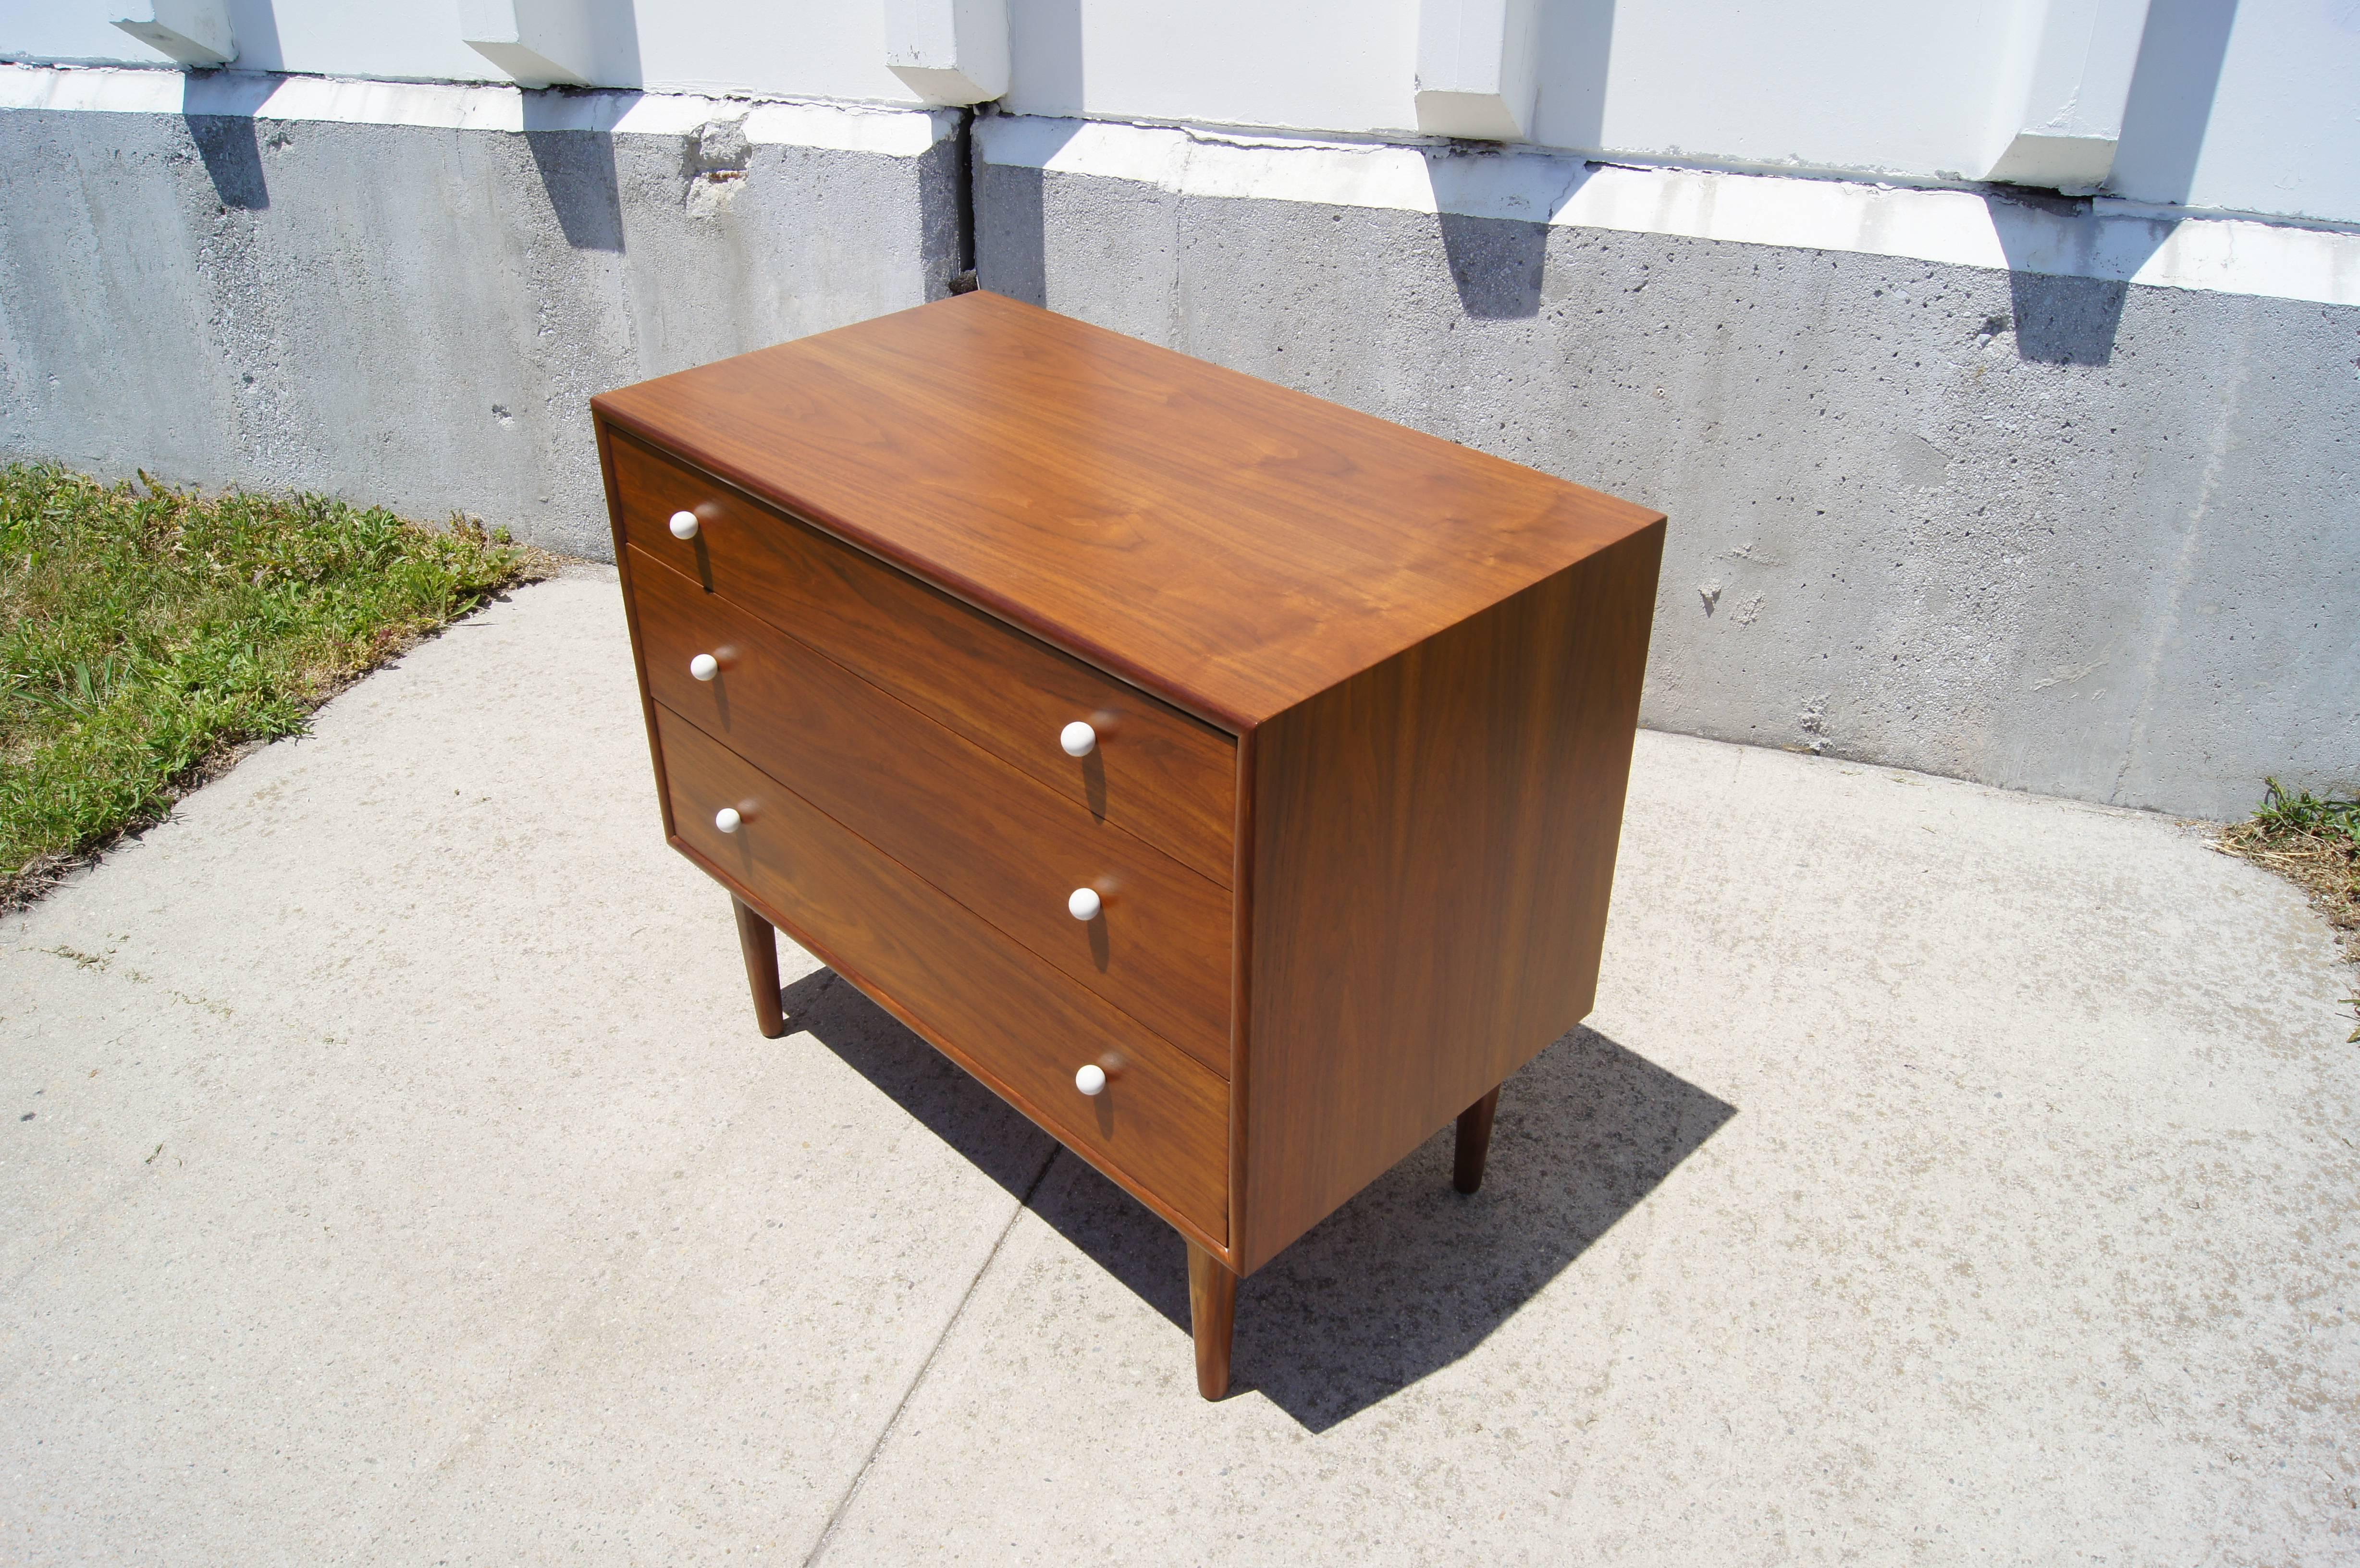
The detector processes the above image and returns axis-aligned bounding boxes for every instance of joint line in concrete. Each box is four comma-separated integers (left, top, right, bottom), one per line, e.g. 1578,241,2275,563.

799,1139,1062,1566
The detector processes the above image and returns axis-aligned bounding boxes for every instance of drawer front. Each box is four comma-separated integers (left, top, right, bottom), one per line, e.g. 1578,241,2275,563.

607,427,1238,887
630,547,1233,1076
657,707,1229,1242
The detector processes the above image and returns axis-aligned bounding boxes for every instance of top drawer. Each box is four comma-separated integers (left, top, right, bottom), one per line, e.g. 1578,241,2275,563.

604,428,1237,886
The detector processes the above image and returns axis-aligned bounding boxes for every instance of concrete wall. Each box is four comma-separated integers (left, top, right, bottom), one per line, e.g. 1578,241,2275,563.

0,73,961,558
975,126,2360,821
8,2,2357,224
0,63,2351,818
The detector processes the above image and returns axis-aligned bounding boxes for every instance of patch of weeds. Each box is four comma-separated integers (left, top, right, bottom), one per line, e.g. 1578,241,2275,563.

1,464,557,909
2216,778,2360,1040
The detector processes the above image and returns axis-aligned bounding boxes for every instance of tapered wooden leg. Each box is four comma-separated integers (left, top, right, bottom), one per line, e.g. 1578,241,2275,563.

1186,1241,1237,1400
1453,1086,1501,1194
731,896,786,1039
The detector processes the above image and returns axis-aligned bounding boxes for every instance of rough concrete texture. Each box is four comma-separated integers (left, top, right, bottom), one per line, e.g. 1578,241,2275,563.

0,109,962,559
976,159,2360,823
4,574,2355,1564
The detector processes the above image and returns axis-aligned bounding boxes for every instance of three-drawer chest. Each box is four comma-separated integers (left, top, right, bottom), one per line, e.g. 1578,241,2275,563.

592,291,1664,1400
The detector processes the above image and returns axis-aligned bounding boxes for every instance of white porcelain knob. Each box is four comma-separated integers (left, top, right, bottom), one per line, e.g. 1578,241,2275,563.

1067,886,1102,921
1074,1063,1107,1096
689,652,719,682
1060,720,1097,757
714,807,742,834
669,510,700,540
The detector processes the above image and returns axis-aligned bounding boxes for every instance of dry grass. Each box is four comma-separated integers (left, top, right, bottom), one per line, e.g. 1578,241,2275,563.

2215,779,2360,1040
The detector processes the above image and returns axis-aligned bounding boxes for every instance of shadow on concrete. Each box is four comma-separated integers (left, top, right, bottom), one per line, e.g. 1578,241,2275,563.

779,968,1057,1197
1420,141,1587,322
779,968,1735,1432
515,1,641,254
972,0,1084,306
918,113,974,301
978,157,1047,305
2007,264,2132,367
184,112,270,210
1437,210,1549,320
973,116,1081,307
1985,187,2150,367
1978,0,2239,367
180,70,280,211
522,114,628,252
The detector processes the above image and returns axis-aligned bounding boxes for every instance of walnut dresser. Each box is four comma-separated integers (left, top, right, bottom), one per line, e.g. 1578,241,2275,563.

592,291,1665,1400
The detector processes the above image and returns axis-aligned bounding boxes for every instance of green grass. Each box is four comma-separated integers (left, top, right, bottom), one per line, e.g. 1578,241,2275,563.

1,464,548,907
2248,779,2360,847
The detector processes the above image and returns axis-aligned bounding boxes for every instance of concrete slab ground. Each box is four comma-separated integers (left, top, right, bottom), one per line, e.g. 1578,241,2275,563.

3,571,2354,1565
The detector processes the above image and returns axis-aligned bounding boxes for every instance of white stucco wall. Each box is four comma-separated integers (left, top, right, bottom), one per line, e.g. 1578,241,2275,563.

4,0,2354,223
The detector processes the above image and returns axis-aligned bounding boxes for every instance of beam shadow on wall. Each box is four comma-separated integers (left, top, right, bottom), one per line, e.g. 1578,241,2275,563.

973,117,1081,307
1988,190,2141,368
777,967,1735,1431
980,0,1085,307
1420,135,1592,322
1424,0,1615,320
1986,0,2240,367
1436,209,1549,320
523,104,629,253
180,68,281,211
516,3,641,254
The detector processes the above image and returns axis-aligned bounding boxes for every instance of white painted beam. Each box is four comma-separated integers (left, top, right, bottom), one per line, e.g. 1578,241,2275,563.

884,0,1009,106
110,1,235,67
1414,0,1542,142
459,0,601,90
1983,0,2153,193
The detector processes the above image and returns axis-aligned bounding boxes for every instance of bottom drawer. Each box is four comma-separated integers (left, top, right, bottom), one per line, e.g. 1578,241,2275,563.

656,706,1229,1244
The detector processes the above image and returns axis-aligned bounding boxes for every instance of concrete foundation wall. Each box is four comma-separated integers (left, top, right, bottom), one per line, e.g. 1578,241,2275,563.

977,158,2359,822
1,82,2351,821
0,98,962,559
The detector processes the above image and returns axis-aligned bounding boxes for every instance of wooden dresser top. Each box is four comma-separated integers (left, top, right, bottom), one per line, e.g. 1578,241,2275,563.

592,291,1662,730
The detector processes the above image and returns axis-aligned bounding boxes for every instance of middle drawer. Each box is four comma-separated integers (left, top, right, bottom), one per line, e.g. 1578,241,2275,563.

630,546,1234,1076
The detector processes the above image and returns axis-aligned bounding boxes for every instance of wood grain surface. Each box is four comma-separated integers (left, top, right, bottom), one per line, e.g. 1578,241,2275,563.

1187,1242,1237,1401
658,708,1230,1244
592,291,1666,728
608,427,1237,886
731,896,787,1039
632,547,1235,1075
1234,521,1664,1273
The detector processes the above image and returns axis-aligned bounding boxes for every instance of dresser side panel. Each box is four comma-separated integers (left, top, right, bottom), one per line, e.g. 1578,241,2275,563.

1238,522,1664,1274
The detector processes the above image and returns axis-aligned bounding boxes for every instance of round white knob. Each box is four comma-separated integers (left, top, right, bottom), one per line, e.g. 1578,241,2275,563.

1067,886,1102,921
689,652,719,682
668,510,700,540
1074,1063,1107,1096
714,807,741,834
1059,720,1097,758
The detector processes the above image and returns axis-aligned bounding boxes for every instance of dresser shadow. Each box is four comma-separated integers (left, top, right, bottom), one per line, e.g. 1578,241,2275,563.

777,969,1734,1432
